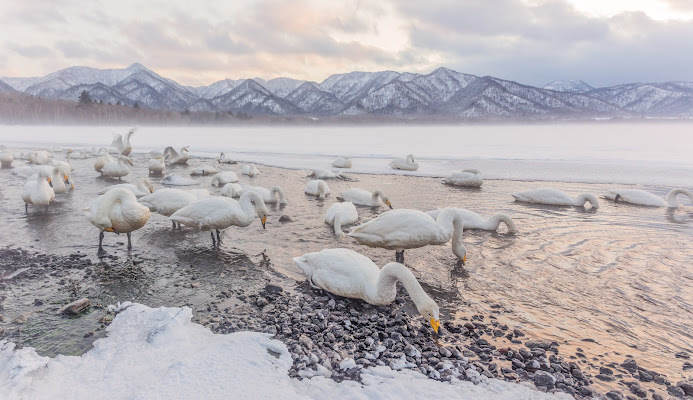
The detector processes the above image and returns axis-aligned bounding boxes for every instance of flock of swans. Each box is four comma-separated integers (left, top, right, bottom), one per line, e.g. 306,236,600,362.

1,131,692,334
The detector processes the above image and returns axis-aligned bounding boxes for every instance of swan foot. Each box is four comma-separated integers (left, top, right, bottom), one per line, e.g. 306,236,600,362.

127,233,132,250
98,231,105,252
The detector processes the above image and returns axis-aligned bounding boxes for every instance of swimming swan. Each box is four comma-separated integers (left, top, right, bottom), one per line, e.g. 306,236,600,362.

349,208,466,263
170,192,268,245
22,169,54,212
426,208,517,234
305,180,330,199
605,188,693,208
389,154,419,171
337,188,392,208
331,156,352,169
109,127,136,155
293,248,440,333
241,164,260,177
216,152,237,164
48,149,74,171
29,166,72,195
0,146,14,167
148,156,165,175
210,171,239,186
94,149,115,175
190,163,218,176
100,177,154,197
325,202,359,238
163,146,190,164
139,188,209,228
29,150,52,165
84,187,150,251
512,188,599,209
443,169,483,187
102,155,132,179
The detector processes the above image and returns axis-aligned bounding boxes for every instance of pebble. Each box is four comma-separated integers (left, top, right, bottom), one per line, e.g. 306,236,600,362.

620,358,638,373
278,215,293,223
58,298,90,315
534,371,556,388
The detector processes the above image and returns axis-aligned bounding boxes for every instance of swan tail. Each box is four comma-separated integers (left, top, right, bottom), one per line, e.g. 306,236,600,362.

667,188,693,208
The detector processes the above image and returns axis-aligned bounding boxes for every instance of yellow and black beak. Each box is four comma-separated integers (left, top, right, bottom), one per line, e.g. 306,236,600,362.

261,216,267,229
128,160,133,166
47,177,53,187
385,200,393,209
105,227,120,235
430,317,440,334
63,174,70,183
462,254,467,264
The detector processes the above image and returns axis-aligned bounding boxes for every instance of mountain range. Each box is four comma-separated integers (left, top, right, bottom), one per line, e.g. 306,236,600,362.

2,63,692,120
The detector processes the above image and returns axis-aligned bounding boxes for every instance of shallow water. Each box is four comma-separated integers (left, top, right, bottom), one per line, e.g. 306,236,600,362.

0,152,692,393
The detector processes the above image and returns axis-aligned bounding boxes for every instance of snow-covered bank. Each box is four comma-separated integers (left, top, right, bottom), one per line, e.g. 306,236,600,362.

0,303,569,400
1,124,692,186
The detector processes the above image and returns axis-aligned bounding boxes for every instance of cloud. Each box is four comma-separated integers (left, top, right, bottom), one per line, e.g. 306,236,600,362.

11,45,54,58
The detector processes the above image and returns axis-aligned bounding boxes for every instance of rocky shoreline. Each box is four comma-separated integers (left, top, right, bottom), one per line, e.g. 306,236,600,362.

1,248,692,399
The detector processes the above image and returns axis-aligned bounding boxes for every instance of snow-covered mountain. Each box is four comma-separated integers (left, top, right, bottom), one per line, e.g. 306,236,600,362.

544,80,594,93
2,63,692,119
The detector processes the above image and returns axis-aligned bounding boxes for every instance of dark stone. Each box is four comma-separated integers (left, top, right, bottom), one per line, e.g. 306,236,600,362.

58,298,90,315
597,374,615,382
678,382,693,396
513,329,524,337
533,371,556,388
600,366,614,375
606,390,624,400
638,370,653,382
33,299,44,306
525,340,551,349
621,358,638,373
278,215,293,222
667,385,685,398
674,352,689,359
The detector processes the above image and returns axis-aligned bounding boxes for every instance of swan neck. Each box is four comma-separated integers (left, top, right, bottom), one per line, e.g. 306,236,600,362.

576,193,599,208
373,263,430,307
239,192,264,219
667,188,693,207
271,186,287,203
333,215,343,237
437,208,466,260
486,213,517,233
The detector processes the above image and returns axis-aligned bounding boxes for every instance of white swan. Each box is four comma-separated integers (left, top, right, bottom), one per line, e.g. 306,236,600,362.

221,183,243,198
162,174,198,186
109,127,136,155
100,178,154,198
190,163,218,176
337,188,392,208
443,169,483,187
305,180,330,199
102,155,132,179
325,202,358,238
139,188,209,228
389,154,419,171
48,149,74,171
604,188,693,208
293,248,440,333
29,150,52,165
170,192,268,244
148,156,165,175
426,208,517,234
512,188,599,209
231,185,288,204
94,150,115,175
84,187,150,250
163,146,190,164
29,165,73,195
210,171,239,186
308,169,342,179
331,156,352,169
13,151,31,160
349,208,466,263
22,169,54,212
241,164,260,177
0,145,14,167
216,152,237,164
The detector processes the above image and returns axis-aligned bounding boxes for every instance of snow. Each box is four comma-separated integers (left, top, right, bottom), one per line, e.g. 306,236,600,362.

0,303,569,400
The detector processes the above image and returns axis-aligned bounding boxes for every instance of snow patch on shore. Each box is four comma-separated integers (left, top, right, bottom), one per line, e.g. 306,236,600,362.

0,303,569,400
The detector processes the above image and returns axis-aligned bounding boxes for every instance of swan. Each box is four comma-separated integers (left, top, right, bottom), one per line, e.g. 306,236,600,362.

604,188,693,208
210,171,239,186
232,185,288,204
102,155,132,179
241,164,260,177
28,166,72,195
109,127,136,155
94,149,115,175
149,149,164,157
349,208,466,263
331,156,352,169
0,145,14,167
221,183,243,198
305,180,330,199
325,202,358,238
139,188,209,228
337,188,392,208
443,169,483,187
48,149,74,171
22,169,54,212
84,187,150,251
512,188,599,209
216,152,237,164
389,154,418,171
170,192,268,245
293,248,440,333
162,174,198,186
148,156,165,175
163,146,190,164
426,208,517,234
190,163,218,176
29,150,52,165
100,178,154,198
14,151,31,160
308,169,342,179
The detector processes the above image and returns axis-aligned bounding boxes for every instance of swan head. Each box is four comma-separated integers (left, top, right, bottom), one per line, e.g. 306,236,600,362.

384,199,393,209
139,178,154,193
416,298,440,334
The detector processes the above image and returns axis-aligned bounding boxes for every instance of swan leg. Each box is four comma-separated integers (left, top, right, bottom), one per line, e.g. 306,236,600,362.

172,220,176,229
395,250,404,263
25,203,28,213
210,231,216,246
614,194,621,203
216,229,221,243
98,231,104,252
127,233,132,249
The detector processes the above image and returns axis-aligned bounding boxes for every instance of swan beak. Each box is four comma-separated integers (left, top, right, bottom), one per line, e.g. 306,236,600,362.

105,227,120,234
261,216,267,229
63,174,69,183
462,254,467,264
47,177,53,187
430,318,440,334
129,160,133,166
385,200,393,209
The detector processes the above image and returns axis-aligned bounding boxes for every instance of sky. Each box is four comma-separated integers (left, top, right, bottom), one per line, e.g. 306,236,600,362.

1,0,693,88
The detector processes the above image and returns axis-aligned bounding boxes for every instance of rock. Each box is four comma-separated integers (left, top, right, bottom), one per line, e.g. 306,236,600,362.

596,374,615,381
513,329,524,337
678,382,693,396
278,215,293,223
512,359,525,369
533,371,556,388
667,385,685,398
674,352,689,359
571,368,585,380
0,325,4,339
638,370,653,382
684,362,693,371
58,298,90,315
33,299,44,306
606,391,624,400
621,358,638,373
525,340,551,349
600,366,614,375
438,347,452,358
526,360,540,371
